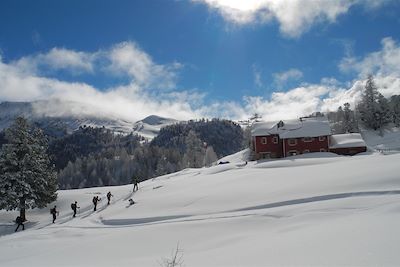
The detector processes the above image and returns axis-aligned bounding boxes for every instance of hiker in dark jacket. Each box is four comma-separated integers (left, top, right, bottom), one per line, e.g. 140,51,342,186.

50,206,59,223
15,216,25,232
106,191,113,205
133,178,139,192
71,201,80,217
92,196,100,211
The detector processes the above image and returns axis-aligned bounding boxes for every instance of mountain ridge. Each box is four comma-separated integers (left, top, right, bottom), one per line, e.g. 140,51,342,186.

0,100,178,138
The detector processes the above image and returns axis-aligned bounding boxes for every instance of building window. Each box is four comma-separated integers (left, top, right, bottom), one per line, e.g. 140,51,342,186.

288,138,297,146
303,137,313,142
273,136,278,144
288,150,298,156
320,148,326,152
303,149,310,153
261,137,267,144
319,136,326,141
261,152,270,159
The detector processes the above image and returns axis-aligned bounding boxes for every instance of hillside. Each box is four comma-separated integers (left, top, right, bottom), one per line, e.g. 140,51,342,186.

1,151,400,266
132,115,178,140
0,101,178,138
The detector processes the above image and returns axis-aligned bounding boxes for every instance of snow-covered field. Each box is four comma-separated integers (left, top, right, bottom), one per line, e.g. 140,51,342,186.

1,150,400,266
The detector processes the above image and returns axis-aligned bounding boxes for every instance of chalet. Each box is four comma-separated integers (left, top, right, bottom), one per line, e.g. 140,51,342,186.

251,118,331,159
329,133,367,155
251,118,367,159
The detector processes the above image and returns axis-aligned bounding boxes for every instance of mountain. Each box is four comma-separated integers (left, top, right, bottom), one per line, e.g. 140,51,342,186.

132,115,178,140
0,101,177,138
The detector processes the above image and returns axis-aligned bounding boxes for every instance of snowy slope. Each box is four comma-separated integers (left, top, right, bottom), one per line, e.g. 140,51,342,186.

361,126,400,152
132,115,178,140
0,101,178,137
0,101,135,134
1,152,400,266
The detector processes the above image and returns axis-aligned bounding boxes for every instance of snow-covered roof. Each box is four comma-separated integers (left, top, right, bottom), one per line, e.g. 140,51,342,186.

251,121,277,136
329,133,366,149
251,118,331,139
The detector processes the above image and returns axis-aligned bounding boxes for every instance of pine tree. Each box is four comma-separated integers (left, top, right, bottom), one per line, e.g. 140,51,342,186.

182,130,205,168
389,95,400,126
357,75,390,131
336,106,344,124
377,94,392,123
343,102,357,133
204,145,218,167
0,117,57,221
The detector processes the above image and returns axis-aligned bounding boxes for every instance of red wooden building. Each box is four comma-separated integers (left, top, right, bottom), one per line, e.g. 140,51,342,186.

251,118,367,159
329,133,367,155
252,118,331,159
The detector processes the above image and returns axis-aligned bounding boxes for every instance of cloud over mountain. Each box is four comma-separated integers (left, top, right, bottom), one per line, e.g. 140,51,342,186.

1,36,400,122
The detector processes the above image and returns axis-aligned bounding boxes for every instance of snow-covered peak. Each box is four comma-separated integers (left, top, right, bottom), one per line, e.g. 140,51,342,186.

0,101,178,137
132,115,178,140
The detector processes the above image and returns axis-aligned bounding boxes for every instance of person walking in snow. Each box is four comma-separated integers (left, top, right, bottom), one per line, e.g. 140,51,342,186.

15,216,25,232
107,191,113,205
133,178,139,192
92,196,100,211
50,205,59,223
71,201,80,217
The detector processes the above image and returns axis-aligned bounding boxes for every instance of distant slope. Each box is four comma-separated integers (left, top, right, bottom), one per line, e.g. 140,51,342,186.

0,101,135,135
0,101,178,138
361,126,400,152
132,115,178,140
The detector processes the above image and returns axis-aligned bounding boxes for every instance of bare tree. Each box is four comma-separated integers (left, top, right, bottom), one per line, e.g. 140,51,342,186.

159,243,184,267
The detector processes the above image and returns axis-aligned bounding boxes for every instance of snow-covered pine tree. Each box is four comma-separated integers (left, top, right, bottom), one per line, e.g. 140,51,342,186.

390,95,400,126
0,117,57,221
181,130,205,168
336,106,344,124
204,145,218,167
376,94,392,134
343,102,358,133
357,75,384,130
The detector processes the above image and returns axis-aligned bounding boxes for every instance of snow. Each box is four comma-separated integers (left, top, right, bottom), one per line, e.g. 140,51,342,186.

1,152,400,266
0,101,178,137
329,133,366,149
132,115,178,140
361,126,400,152
252,118,331,139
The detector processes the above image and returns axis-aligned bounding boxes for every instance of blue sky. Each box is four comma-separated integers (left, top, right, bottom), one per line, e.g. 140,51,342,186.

1,0,400,121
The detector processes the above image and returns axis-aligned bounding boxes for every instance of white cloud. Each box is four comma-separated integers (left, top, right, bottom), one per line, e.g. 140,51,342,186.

13,48,95,74
10,42,182,90
2,36,400,124
273,68,303,89
194,0,391,37
107,42,182,89
240,36,400,121
340,37,400,78
252,64,263,87
0,46,200,122
243,85,330,121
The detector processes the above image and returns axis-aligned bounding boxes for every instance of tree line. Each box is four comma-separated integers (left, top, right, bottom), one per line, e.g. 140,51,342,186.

327,75,400,134
56,119,243,189
0,118,244,190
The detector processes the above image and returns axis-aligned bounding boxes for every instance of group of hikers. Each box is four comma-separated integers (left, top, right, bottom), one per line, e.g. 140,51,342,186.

15,178,141,232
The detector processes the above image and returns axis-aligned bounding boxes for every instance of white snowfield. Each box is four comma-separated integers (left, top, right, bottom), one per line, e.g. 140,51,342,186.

1,151,400,266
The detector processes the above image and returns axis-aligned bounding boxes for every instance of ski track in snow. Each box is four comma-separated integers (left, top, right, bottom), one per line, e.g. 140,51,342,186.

16,189,398,231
